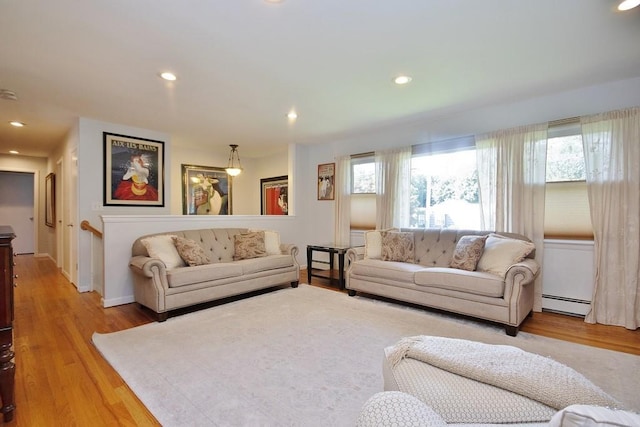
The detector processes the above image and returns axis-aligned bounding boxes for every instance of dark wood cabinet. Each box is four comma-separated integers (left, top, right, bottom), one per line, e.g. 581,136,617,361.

0,226,15,422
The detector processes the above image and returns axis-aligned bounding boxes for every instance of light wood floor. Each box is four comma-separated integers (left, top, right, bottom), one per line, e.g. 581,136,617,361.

9,256,640,426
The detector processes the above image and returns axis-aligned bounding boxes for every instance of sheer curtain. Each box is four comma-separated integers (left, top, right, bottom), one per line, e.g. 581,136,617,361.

581,107,640,329
375,147,412,229
333,155,352,246
475,124,548,311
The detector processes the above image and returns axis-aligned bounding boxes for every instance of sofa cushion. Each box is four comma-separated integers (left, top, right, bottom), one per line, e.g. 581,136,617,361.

449,235,488,271
166,263,243,288
414,268,505,298
351,259,426,283
381,231,415,263
549,404,640,427
233,231,267,260
140,234,185,269
172,236,211,266
364,228,398,259
477,234,535,278
237,254,294,275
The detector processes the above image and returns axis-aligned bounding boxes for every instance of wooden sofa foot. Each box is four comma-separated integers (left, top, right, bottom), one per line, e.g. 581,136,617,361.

347,290,356,297
157,312,168,322
505,325,519,337
291,281,299,288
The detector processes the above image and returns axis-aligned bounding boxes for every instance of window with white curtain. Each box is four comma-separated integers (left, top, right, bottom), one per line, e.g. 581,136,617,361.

544,123,593,239
350,154,376,229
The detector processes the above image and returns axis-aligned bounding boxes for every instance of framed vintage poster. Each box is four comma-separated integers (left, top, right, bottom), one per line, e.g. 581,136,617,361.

103,132,164,206
317,162,335,200
260,175,288,215
182,164,232,215
45,173,55,227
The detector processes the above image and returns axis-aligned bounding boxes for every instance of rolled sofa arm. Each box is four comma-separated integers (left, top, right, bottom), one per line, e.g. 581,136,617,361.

505,258,539,287
347,247,365,265
129,255,167,278
280,243,299,259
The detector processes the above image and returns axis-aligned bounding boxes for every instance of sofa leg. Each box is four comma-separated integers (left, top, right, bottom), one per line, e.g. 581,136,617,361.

505,325,519,337
157,312,168,322
291,281,299,288
348,289,356,297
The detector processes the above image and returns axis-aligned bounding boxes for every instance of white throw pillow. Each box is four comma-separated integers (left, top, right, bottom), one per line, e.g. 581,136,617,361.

140,234,185,269
250,229,281,255
549,404,640,427
364,228,398,259
476,233,535,278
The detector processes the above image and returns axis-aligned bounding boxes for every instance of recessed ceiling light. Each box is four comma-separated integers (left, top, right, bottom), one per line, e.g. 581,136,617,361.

9,150,19,155
160,72,177,81
618,0,640,10
9,121,25,127
287,111,298,120
394,75,412,85
265,0,284,3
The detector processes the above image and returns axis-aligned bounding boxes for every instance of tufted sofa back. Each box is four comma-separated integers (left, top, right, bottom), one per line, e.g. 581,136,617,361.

400,228,533,268
132,228,248,263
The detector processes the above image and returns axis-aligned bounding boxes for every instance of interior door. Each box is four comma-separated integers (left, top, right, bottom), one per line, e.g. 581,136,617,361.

0,171,35,254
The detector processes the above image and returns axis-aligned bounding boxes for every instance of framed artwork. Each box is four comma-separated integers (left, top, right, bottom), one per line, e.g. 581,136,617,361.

45,173,55,227
317,162,335,200
182,164,232,215
103,132,164,206
260,175,288,215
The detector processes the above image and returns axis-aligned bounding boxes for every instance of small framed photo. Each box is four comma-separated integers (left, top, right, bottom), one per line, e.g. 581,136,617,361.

103,132,165,206
260,176,288,215
317,162,335,200
182,164,232,215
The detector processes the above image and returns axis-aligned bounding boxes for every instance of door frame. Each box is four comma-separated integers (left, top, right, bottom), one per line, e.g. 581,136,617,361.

0,167,39,255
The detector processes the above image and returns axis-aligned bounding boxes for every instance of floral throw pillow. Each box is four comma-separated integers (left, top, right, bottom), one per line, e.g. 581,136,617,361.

172,236,211,266
449,235,488,271
381,231,415,263
233,231,267,260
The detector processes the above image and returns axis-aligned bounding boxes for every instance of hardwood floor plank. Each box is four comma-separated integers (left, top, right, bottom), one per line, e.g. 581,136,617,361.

10,258,639,425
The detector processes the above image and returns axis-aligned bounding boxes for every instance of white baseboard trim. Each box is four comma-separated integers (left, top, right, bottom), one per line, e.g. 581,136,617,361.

103,295,135,308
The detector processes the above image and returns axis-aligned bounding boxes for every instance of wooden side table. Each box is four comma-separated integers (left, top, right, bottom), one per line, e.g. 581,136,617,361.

306,244,352,289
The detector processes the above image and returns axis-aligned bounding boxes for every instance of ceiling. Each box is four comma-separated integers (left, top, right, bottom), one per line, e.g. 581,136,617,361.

1,1,639,159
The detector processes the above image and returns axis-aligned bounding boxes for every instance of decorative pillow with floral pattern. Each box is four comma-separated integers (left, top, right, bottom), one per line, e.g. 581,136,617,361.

449,235,488,271
172,236,211,266
381,231,415,263
233,231,267,260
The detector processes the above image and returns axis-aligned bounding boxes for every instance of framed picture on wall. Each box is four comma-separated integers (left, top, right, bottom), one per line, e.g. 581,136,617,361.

317,162,335,200
260,175,288,215
182,164,232,215
103,132,165,206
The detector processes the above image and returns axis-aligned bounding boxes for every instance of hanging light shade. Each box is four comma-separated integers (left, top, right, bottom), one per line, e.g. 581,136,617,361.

225,144,243,176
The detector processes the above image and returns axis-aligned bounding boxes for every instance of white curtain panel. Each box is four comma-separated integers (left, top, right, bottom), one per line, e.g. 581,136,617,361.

475,124,548,311
334,155,352,246
375,147,412,229
581,106,640,330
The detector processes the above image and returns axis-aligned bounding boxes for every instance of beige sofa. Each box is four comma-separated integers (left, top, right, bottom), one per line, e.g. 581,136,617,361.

129,228,299,321
346,228,539,336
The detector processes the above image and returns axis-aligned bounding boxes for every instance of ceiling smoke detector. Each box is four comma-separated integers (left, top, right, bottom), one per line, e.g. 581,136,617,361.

0,89,18,101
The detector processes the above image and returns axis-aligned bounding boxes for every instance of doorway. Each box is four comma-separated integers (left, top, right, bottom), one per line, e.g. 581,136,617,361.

0,171,35,254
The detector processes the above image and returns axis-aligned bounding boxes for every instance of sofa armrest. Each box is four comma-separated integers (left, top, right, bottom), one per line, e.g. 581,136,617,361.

280,243,299,260
347,247,365,265
505,258,539,286
129,255,167,277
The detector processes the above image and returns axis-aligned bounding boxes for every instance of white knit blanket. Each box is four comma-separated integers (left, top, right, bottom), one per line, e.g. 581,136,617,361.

386,336,622,411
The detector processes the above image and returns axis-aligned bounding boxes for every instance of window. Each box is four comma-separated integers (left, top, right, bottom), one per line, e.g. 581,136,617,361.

410,149,481,230
544,129,593,239
350,155,376,229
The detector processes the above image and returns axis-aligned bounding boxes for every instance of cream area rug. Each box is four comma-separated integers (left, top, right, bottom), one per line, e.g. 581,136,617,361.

92,284,640,426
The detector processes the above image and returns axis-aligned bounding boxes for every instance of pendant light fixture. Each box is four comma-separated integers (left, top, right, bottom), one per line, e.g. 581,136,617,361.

225,144,243,176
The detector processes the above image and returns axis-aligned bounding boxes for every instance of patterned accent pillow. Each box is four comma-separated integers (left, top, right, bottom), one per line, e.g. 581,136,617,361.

140,235,185,269
477,234,536,278
381,231,414,263
364,228,398,259
449,235,488,271
172,236,211,266
233,231,267,260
